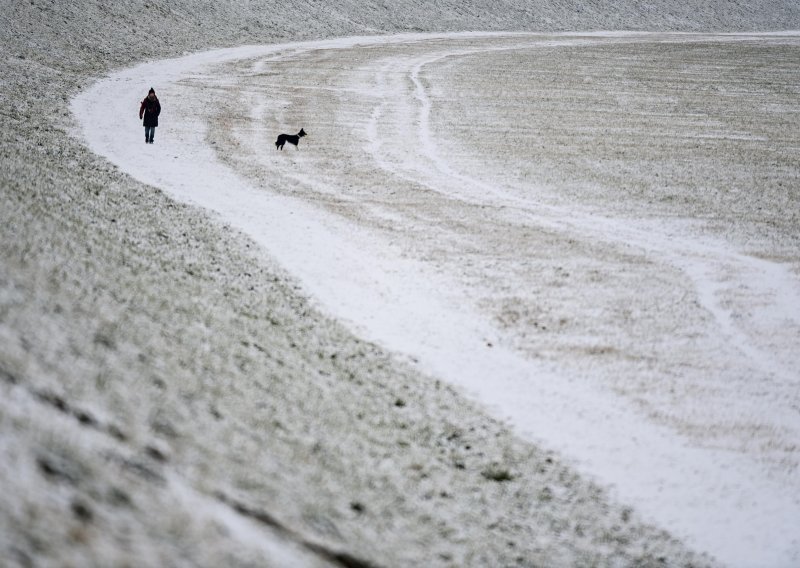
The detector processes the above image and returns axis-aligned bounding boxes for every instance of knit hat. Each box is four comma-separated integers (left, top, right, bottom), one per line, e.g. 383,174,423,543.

148,88,155,94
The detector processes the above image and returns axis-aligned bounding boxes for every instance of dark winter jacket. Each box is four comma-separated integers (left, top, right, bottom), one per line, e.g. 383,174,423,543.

139,96,161,127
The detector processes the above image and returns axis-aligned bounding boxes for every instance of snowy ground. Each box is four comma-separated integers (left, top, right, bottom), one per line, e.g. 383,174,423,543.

73,32,800,566
5,0,800,565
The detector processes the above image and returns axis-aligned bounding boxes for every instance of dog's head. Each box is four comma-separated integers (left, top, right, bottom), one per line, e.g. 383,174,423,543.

298,128,307,138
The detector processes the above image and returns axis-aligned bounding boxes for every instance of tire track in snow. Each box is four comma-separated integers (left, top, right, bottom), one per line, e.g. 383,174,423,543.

393,40,800,386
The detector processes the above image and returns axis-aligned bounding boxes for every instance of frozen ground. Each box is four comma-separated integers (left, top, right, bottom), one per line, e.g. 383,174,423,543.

3,1,800,567
74,32,800,566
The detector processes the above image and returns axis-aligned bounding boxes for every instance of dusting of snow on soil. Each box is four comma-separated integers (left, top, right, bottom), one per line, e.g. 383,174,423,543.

74,32,800,567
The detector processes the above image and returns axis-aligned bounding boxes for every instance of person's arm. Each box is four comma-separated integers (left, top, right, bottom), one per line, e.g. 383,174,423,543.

139,100,145,120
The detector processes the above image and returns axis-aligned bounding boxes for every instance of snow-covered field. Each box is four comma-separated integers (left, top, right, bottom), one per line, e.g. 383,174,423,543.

3,2,800,567
73,31,800,566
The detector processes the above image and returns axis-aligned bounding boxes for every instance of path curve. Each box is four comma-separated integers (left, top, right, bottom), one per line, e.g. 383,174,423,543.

73,32,800,566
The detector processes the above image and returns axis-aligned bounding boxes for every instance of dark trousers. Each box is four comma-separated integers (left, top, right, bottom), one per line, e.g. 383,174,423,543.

145,126,155,142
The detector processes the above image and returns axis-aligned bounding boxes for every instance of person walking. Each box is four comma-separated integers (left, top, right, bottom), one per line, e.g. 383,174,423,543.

139,87,161,144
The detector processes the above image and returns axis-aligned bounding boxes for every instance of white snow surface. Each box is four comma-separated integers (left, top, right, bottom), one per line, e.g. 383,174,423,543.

73,32,800,567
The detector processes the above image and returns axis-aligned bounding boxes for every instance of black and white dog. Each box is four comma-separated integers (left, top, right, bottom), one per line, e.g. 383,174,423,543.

275,128,307,150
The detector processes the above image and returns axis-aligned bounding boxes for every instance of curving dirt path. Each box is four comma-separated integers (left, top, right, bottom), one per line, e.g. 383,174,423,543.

74,32,800,566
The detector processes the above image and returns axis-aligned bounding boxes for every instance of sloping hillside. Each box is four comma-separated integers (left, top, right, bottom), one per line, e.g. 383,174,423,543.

2,1,798,566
